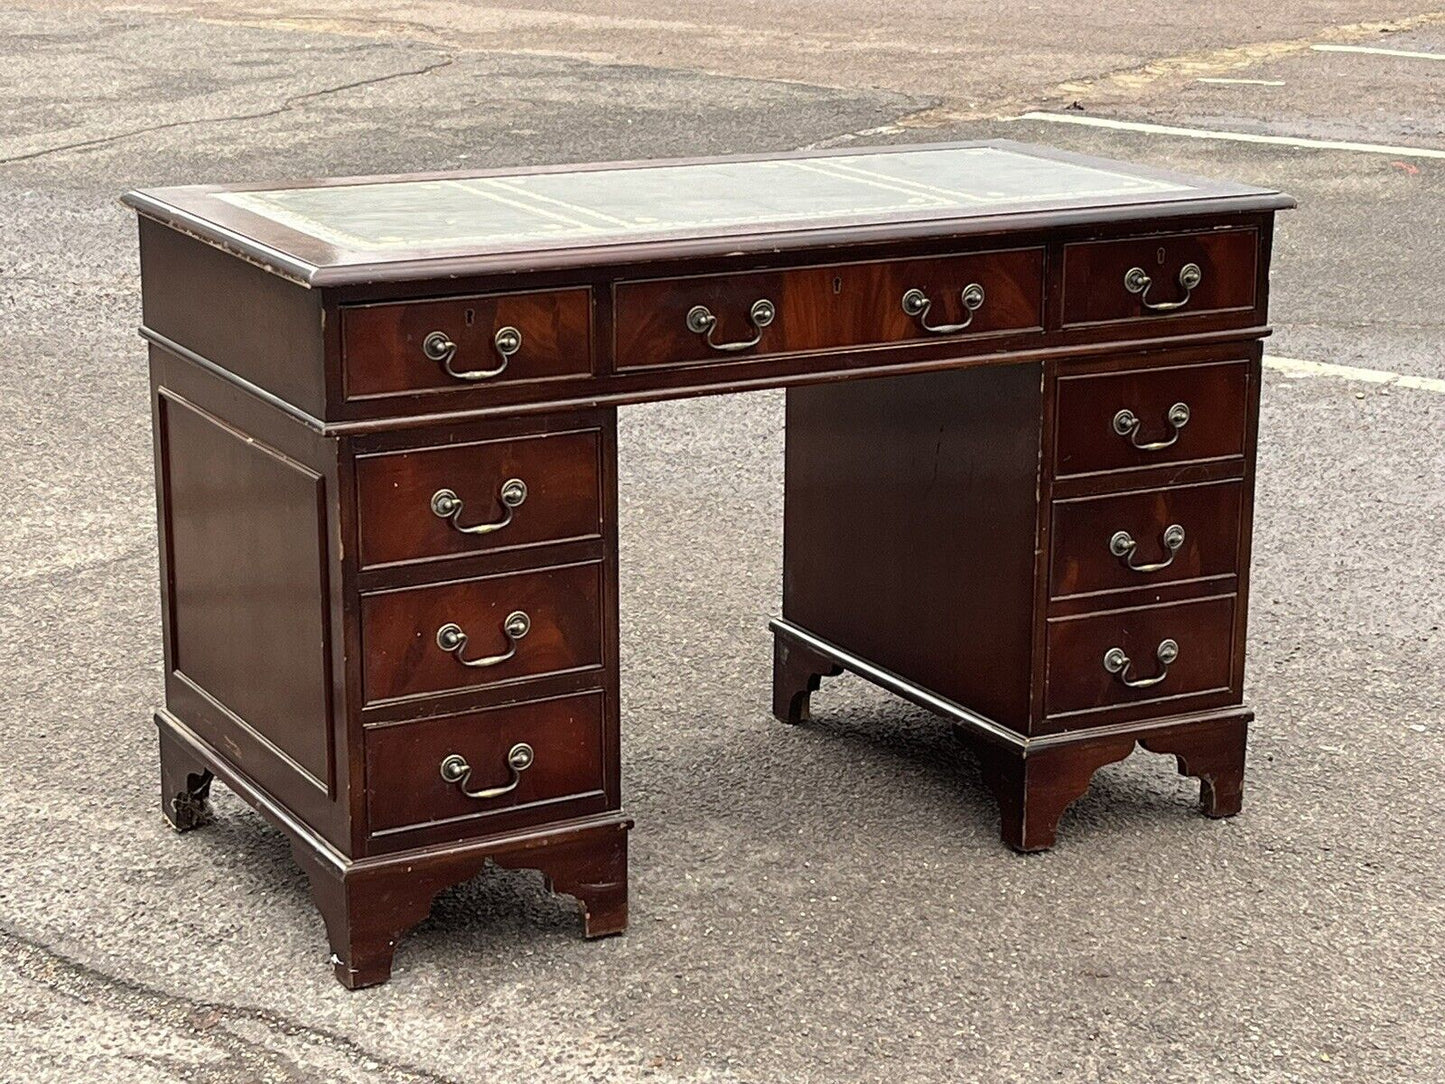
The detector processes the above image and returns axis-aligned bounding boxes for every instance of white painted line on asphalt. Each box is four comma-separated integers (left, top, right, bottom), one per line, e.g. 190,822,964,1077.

1312,43,1445,61
1264,354,1445,393
1197,77,1286,85
1016,111,1445,160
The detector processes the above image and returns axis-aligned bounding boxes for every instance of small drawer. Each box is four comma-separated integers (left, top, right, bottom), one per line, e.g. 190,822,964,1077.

355,428,604,569
1050,479,1244,599
361,561,603,705
614,248,1043,370
365,691,609,836
1061,228,1258,328
1055,359,1250,477
341,288,592,400
1045,594,1236,719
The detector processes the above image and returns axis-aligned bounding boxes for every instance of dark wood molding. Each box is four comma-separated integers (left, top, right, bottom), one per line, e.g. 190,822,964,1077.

1139,715,1250,818
771,634,844,724
973,734,1138,853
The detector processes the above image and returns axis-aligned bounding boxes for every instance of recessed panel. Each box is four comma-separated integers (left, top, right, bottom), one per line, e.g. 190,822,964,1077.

161,396,333,790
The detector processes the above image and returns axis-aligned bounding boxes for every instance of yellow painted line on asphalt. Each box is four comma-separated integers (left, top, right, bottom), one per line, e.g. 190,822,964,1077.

1312,43,1445,61
1197,77,1286,85
1264,354,1445,393
1016,111,1445,160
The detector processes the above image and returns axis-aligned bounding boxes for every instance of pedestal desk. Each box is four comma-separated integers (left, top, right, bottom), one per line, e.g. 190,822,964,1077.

123,141,1292,987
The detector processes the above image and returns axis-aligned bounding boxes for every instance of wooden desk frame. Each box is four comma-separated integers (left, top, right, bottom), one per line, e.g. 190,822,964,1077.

125,141,1291,987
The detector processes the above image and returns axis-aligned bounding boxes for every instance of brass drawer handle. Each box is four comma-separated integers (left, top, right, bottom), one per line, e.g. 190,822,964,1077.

430,478,527,535
1103,639,1178,689
685,298,775,352
1109,524,1185,573
436,610,530,668
423,326,522,381
1124,262,1202,312
1112,401,1190,451
901,283,985,334
439,742,535,800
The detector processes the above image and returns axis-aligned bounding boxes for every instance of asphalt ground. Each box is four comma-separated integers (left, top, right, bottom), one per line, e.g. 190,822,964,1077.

0,4,1441,1082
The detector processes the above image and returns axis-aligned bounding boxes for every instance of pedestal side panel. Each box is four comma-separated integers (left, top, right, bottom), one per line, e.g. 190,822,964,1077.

158,394,335,797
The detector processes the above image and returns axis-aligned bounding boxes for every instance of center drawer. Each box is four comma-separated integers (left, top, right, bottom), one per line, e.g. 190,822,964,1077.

361,561,604,705
614,248,1044,370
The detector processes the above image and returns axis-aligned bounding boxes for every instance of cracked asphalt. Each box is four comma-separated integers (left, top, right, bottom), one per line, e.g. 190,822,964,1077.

0,3,1441,1082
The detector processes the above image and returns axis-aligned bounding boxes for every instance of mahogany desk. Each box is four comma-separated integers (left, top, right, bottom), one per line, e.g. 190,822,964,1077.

123,141,1292,988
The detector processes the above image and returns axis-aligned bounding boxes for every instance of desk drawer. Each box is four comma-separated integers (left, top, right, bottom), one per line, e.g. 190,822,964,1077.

1050,480,1244,599
1061,228,1258,328
614,248,1043,370
1044,594,1236,719
355,429,604,569
361,561,603,705
366,691,608,836
1055,359,1250,477
341,288,592,399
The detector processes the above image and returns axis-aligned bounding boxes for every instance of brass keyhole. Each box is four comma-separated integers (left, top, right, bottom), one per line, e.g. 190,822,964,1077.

833,276,843,294
1156,247,1166,265
464,308,475,326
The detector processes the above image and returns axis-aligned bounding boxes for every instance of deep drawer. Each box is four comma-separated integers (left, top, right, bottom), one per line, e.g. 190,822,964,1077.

1060,228,1258,328
341,287,592,399
1054,359,1250,477
361,561,604,705
613,248,1044,370
366,690,608,836
355,428,604,569
1050,479,1244,599
1044,594,1237,719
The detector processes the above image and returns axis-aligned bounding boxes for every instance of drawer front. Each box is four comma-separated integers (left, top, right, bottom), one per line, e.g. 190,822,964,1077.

366,691,608,836
1055,360,1250,476
341,288,592,399
1045,594,1236,719
361,561,603,705
1061,228,1258,328
1050,480,1244,598
355,429,603,569
614,248,1044,370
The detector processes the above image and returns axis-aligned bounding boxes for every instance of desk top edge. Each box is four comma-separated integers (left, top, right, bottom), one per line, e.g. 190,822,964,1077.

123,139,1293,288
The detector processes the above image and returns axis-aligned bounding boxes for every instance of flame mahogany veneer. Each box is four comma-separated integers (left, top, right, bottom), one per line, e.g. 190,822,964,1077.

125,140,1291,987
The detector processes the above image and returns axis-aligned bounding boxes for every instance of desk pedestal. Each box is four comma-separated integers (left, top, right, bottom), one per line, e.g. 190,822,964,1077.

776,351,1258,851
